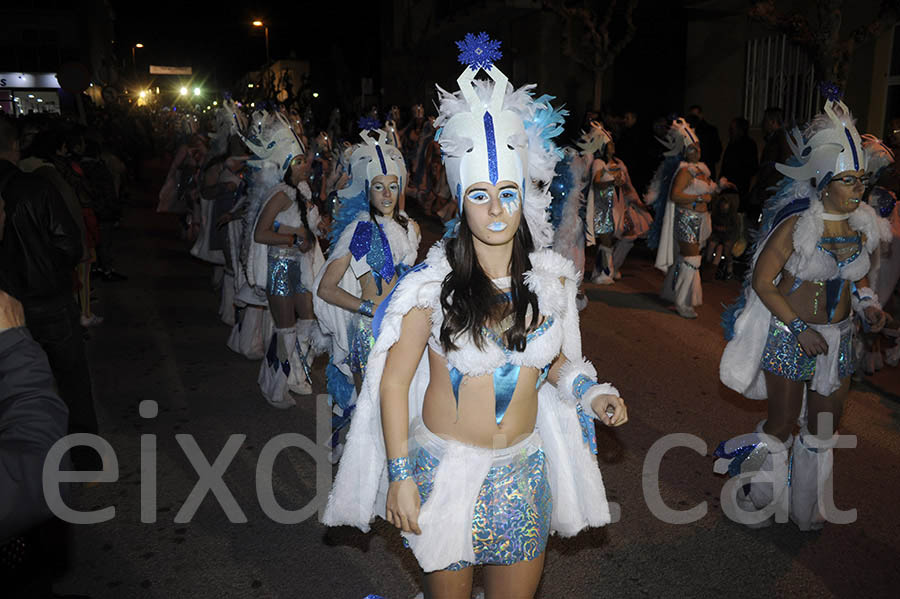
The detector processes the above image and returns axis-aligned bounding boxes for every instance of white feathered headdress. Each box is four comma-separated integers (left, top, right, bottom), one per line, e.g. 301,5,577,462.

657,117,699,157
434,32,567,249
576,121,613,156
776,89,866,187
234,109,305,175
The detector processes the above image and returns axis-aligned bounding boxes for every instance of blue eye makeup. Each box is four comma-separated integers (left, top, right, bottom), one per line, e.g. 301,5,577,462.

466,190,490,204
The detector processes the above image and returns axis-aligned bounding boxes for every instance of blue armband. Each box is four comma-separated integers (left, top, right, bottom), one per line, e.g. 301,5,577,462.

358,299,375,318
387,457,412,482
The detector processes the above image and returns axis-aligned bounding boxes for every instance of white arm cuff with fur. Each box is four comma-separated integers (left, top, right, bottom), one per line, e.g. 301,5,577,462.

558,357,620,420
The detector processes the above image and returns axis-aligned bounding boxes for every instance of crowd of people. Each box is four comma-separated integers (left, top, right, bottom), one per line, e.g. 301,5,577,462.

2,30,900,599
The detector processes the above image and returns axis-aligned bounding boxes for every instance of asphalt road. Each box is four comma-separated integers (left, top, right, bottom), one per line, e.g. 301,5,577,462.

54,166,900,599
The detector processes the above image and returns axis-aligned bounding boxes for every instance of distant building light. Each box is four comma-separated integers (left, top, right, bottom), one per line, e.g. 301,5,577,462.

312,92,319,98
252,20,263,27
247,83,254,88
213,100,218,106
36,98,43,103
179,87,188,95
27,94,34,98
250,102,255,107
193,87,201,96
139,90,147,98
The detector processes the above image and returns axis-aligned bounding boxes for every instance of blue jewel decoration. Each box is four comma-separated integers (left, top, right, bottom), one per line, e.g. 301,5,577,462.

819,81,844,102
456,32,502,71
483,111,499,184
265,333,290,377
358,116,382,131
713,440,759,478
326,360,355,411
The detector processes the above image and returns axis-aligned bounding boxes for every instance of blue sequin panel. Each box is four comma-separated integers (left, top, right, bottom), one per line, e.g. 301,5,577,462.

592,184,616,235
347,315,375,378
759,317,816,381
266,255,309,297
837,323,853,379
674,206,703,245
410,446,552,570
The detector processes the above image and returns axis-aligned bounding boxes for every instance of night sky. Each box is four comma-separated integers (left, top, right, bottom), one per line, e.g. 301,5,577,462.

110,1,381,94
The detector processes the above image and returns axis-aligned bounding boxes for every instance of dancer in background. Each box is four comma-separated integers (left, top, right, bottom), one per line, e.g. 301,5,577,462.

648,118,732,318
314,129,420,461
717,91,890,530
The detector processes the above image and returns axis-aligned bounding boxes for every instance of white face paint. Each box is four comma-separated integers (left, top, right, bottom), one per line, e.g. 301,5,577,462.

370,174,400,216
498,187,521,215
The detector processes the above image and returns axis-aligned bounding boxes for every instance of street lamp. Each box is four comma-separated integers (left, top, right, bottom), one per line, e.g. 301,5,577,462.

132,43,144,69
193,87,201,96
179,87,188,96
252,20,270,65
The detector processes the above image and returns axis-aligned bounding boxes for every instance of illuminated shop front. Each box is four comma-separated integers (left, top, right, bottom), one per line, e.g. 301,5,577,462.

0,72,62,116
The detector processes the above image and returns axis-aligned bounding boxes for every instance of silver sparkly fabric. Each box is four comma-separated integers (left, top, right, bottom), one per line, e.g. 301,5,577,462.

266,254,308,297
592,183,616,236
760,316,853,381
674,206,703,244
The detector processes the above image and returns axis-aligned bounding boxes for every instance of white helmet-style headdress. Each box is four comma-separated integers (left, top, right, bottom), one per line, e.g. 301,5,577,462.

338,128,407,200
434,32,566,248
576,121,613,156
658,117,699,157
776,86,866,186
235,109,305,175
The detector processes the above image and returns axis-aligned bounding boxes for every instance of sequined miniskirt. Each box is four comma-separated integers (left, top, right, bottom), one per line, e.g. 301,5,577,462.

674,206,708,245
593,184,616,236
266,253,309,297
760,316,852,394
401,418,552,572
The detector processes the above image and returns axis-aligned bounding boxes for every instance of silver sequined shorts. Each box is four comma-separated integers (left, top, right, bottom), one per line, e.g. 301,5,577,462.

675,206,703,245
266,255,309,297
760,316,853,382
593,184,616,236
409,422,552,571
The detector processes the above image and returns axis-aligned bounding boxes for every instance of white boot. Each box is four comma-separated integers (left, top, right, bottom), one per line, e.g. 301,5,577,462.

790,428,837,531
674,256,701,318
612,240,634,280
591,246,615,285
258,328,298,408
714,421,791,528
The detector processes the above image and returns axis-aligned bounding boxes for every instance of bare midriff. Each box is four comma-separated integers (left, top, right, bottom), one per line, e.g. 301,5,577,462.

776,271,851,324
421,347,541,449
359,270,401,307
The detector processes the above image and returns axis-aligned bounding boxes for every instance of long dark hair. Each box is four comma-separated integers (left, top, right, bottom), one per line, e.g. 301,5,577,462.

440,216,540,353
284,166,310,235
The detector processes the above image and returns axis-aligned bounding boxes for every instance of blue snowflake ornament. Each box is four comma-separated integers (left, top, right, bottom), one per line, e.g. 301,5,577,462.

358,116,382,131
456,32,502,72
819,81,844,102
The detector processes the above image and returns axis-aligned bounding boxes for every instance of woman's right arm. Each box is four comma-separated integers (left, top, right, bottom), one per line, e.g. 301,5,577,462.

670,167,710,206
254,191,303,247
751,216,828,355
316,253,366,312
381,307,432,534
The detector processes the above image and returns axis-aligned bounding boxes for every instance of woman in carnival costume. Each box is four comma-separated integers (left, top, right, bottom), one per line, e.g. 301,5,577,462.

581,122,652,284
716,90,891,530
321,34,627,598
857,134,900,371
239,110,328,408
314,128,421,461
647,118,731,318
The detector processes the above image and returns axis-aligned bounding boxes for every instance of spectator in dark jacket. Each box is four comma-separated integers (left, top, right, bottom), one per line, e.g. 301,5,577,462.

720,117,759,211
0,114,100,471
688,105,723,179
745,107,792,227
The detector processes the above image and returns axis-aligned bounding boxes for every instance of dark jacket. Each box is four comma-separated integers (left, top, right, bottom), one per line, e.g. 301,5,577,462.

0,327,69,542
0,160,84,304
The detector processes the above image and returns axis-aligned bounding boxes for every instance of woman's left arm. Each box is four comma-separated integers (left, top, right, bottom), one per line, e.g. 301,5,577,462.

547,352,628,427
852,275,886,332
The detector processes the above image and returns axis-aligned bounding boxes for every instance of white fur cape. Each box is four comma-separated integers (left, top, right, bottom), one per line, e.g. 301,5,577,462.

720,199,890,399
321,243,613,571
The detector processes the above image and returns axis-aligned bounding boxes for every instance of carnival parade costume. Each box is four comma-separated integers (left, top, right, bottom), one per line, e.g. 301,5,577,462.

235,109,327,408
322,34,620,573
648,118,725,318
716,95,891,530
312,129,420,451
579,122,652,284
